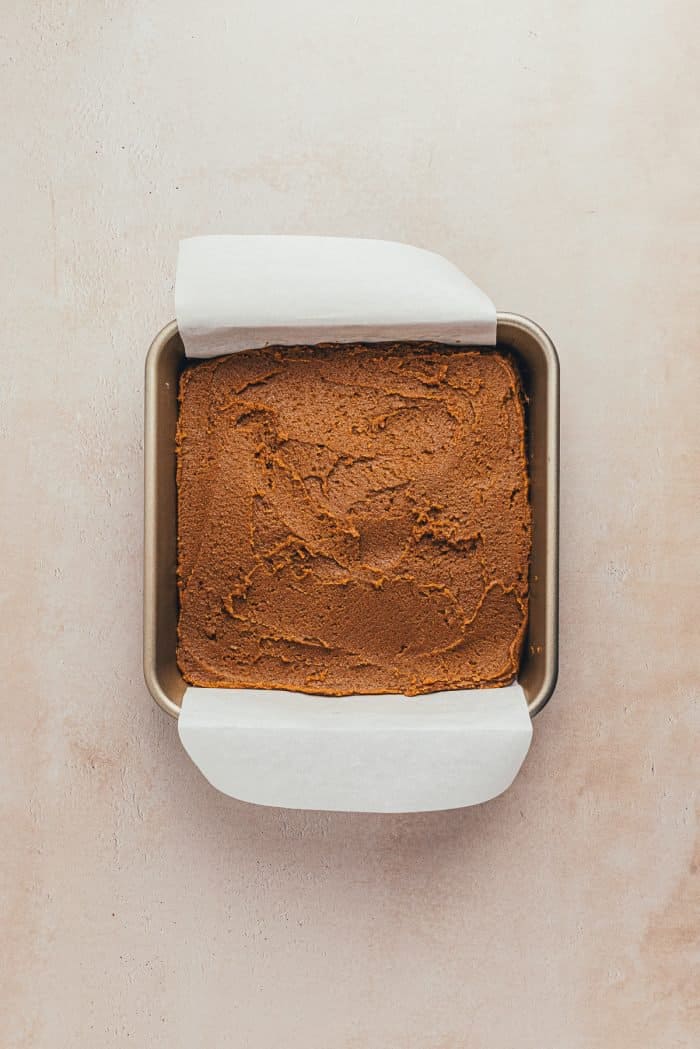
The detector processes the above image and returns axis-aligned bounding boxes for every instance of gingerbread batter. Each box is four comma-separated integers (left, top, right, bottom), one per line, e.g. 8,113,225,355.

176,343,531,696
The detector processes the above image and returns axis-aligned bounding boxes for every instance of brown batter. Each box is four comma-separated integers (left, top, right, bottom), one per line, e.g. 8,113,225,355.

176,343,531,696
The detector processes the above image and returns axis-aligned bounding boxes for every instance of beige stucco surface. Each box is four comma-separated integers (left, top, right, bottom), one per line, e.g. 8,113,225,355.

2,3,698,1046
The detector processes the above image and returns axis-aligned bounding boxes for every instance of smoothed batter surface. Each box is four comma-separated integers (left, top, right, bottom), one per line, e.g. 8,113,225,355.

176,344,531,696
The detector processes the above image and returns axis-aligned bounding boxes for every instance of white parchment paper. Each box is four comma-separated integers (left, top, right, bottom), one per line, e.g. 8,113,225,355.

179,685,532,813
175,235,497,356
175,235,531,812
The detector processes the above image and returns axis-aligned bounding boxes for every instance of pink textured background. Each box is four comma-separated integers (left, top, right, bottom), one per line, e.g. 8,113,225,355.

2,3,698,1046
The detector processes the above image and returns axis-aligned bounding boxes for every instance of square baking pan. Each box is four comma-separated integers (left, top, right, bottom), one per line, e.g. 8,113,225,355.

144,315,558,719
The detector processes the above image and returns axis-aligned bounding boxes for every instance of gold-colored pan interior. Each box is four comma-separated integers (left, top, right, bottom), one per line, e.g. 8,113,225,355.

144,316,559,719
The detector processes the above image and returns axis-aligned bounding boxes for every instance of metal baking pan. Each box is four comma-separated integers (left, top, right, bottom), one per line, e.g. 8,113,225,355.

144,315,558,719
